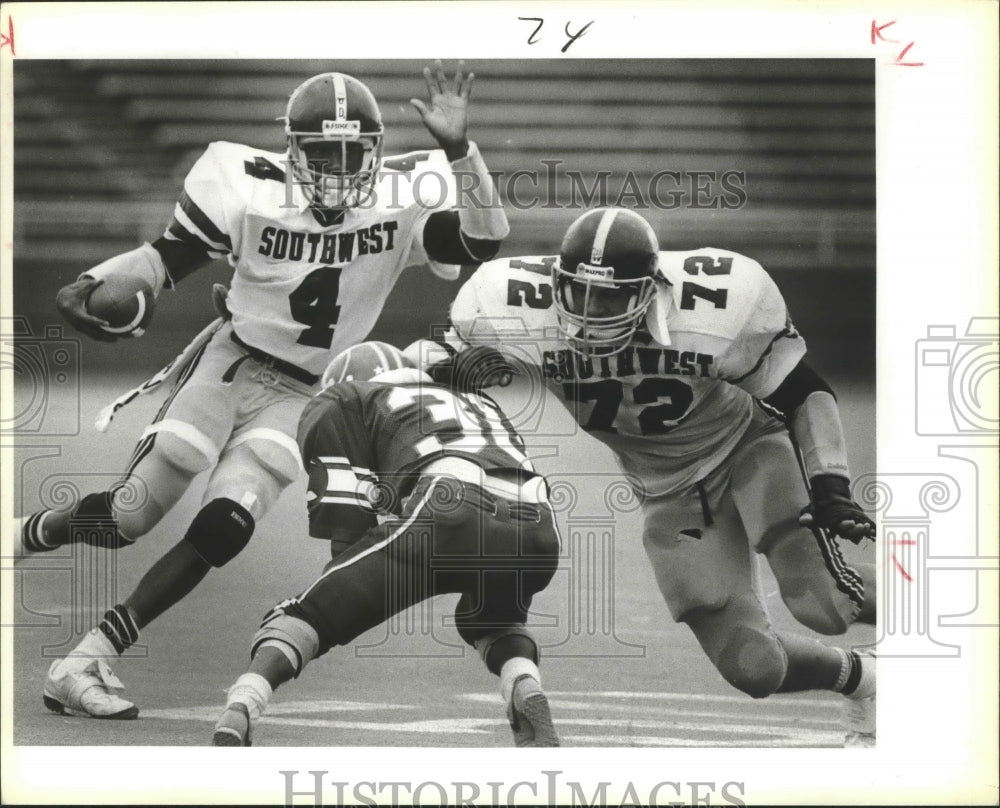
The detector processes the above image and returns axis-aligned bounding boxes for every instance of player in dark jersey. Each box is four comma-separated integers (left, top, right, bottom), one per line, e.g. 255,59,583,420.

211,342,561,747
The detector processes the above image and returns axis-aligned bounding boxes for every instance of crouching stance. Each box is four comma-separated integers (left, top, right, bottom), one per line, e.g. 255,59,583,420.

212,342,561,747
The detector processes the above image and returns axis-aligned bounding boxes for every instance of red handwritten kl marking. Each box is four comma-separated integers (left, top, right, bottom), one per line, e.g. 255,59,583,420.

893,41,924,67
871,18,924,67
871,19,899,44
0,15,14,56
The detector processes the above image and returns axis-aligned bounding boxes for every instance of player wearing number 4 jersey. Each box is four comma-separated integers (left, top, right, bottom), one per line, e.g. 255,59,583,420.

212,342,560,747
411,207,878,747
16,62,511,721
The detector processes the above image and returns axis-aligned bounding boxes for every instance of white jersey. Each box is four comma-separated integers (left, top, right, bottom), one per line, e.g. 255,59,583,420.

161,141,459,377
445,249,806,496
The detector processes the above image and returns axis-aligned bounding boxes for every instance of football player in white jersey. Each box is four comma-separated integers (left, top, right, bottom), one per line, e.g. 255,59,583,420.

409,207,878,746
16,62,511,720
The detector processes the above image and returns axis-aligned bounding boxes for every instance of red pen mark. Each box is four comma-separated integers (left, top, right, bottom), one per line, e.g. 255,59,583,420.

893,41,924,67
0,15,14,56
871,19,899,44
892,539,917,546
871,19,923,66
891,555,914,581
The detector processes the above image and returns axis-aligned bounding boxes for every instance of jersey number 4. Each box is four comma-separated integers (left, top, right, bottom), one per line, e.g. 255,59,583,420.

289,266,342,348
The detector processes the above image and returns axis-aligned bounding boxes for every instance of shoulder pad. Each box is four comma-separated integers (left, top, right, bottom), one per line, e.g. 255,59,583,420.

377,149,454,209
657,248,779,342
451,257,561,350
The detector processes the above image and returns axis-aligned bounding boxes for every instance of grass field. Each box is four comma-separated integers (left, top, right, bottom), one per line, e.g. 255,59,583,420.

8,373,876,748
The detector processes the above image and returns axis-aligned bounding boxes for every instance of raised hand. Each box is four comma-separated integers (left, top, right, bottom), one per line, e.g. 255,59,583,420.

410,60,473,160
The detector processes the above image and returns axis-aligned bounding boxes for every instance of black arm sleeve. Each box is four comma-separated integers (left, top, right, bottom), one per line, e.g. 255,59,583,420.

762,358,836,417
422,210,502,265
151,236,215,287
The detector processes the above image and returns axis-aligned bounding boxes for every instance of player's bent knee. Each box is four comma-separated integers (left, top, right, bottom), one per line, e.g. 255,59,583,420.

238,432,302,490
714,625,788,699
784,594,853,636
251,611,320,677
149,426,216,478
182,498,255,567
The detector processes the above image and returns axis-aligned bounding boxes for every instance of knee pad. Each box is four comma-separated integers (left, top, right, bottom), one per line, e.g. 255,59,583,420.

714,625,788,699
234,430,302,489
70,491,132,549
472,626,539,674
251,609,321,677
183,497,255,567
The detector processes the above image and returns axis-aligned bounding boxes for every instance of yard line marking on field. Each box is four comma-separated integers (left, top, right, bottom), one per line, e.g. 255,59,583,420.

141,706,839,740
461,690,837,709
142,699,416,721
561,732,841,748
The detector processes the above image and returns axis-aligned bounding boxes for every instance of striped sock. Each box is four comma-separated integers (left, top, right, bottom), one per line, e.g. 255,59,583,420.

22,511,57,553
98,605,141,654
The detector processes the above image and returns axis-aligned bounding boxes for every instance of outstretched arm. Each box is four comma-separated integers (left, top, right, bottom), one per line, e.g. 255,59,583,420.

411,60,509,265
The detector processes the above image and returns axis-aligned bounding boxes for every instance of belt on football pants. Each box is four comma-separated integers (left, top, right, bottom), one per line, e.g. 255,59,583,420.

416,457,549,523
229,332,320,386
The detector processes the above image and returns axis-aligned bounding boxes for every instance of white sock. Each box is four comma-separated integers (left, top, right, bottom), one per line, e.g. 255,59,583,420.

499,657,541,704
226,672,272,721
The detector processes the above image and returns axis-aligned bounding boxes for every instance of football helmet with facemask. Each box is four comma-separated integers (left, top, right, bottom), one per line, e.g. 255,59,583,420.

284,73,384,210
553,208,661,357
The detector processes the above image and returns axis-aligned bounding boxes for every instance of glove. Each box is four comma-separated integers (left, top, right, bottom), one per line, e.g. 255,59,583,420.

55,276,119,343
799,474,876,544
211,283,232,321
428,345,516,393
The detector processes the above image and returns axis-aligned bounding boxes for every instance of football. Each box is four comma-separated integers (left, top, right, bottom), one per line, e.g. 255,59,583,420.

86,274,156,337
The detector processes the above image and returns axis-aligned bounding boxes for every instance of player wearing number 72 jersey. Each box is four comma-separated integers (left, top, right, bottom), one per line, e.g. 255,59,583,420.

411,207,878,746
19,63,511,720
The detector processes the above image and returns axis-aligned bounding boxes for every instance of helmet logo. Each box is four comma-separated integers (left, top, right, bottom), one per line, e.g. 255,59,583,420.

590,242,604,265
577,263,614,282
333,73,348,120
321,119,360,140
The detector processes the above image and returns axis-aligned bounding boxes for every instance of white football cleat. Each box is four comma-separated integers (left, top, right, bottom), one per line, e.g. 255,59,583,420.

12,516,32,562
43,658,138,719
506,675,559,747
843,650,875,747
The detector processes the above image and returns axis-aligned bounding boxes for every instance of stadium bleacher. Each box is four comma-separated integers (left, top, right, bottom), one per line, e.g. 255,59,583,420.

13,59,875,371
